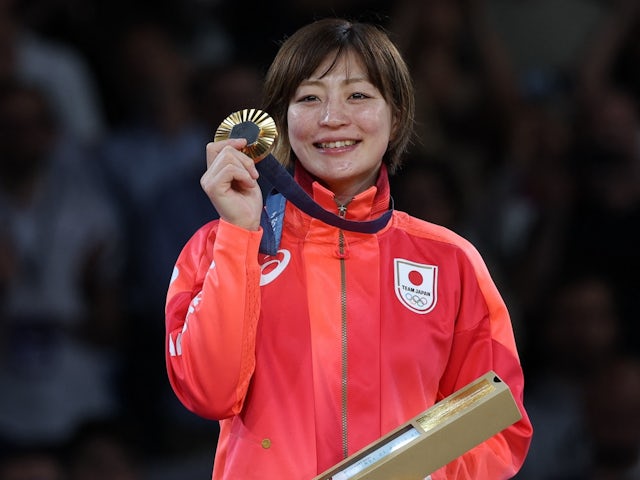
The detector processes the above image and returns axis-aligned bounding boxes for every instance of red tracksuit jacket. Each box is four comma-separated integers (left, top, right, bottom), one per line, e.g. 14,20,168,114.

165,167,532,479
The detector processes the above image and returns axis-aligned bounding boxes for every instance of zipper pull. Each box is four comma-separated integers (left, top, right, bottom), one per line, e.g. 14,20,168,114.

335,204,350,259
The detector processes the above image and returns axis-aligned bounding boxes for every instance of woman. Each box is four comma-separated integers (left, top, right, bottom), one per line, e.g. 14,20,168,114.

165,18,532,479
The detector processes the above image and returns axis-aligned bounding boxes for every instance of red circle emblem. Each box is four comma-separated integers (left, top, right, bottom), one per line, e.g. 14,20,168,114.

408,270,423,286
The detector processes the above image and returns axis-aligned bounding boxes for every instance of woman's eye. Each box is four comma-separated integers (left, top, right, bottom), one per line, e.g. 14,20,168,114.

298,95,319,102
350,92,369,100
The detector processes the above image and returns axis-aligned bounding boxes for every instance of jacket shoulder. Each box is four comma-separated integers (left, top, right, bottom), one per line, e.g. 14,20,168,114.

391,211,477,254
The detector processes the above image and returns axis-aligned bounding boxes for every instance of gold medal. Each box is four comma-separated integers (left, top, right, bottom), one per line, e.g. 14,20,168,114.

214,109,278,162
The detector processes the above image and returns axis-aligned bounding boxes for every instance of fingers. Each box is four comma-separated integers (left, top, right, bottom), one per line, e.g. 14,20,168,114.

206,138,252,169
203,148,255,191
202,161,255,194
206,140,258,181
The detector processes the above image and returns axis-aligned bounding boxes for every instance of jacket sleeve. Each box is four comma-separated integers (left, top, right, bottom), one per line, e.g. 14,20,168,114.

165,219,263,419
431,241,533,480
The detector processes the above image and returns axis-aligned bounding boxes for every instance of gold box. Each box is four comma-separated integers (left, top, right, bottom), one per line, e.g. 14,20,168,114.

313,371,522,480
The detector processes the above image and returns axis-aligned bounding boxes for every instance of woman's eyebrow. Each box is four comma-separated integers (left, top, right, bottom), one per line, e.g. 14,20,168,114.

298,76,371,87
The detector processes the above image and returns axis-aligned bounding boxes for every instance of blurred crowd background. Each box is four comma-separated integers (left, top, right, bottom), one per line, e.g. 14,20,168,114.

0,0,639,478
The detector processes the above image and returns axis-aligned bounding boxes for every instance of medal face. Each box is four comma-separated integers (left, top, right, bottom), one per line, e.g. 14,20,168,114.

215,109,278,162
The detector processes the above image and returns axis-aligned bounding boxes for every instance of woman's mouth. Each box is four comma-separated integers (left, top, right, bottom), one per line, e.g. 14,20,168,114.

314,140,358,149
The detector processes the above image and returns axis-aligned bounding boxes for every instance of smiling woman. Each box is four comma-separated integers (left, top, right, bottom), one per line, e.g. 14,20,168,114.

286,50,394,204
263,19,414,174
165,17,532,480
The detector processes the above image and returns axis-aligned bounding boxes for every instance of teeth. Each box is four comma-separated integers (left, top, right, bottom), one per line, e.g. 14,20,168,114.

318,140,357,149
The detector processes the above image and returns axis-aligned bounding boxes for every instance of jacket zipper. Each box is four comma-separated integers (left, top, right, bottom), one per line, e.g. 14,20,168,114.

337,203,349,459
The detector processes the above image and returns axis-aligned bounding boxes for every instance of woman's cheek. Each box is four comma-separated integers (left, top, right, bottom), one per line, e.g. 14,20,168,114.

357,103,394,134
287,108,310,147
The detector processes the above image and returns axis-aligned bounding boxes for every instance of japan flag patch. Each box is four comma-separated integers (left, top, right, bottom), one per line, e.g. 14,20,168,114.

394,258,438,314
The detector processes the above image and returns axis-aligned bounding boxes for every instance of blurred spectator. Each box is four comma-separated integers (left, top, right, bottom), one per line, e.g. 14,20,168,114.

0,79,124,446
485,0,607,100
191,61,263,133
15,0,232,71
577,0,640,113
516,274,623,479
0,444,64,480
0,0,106,145
540,354,640,479
473,99,577,318
64,418,142,480
390,153,467,232
568,0,640,353
98,21,210,316
562,87,640,353
135,59,265,318
389,0,521,213
576,355,640,479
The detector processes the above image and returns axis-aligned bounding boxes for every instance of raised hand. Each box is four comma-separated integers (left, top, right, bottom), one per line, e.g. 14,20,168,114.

201,138,263,231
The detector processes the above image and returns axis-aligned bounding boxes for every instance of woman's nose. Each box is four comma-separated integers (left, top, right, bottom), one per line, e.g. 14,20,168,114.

319,99,348,127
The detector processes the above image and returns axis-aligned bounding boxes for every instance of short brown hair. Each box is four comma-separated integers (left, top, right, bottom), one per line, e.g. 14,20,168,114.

262,18,415,174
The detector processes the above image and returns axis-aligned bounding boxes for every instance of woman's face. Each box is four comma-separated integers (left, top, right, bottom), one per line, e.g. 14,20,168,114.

287,50,395,203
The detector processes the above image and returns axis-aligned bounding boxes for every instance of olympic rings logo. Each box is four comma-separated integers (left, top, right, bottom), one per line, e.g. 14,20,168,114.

404,292,429,307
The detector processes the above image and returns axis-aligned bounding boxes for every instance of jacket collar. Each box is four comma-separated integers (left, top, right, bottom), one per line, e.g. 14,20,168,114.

292,160,392,221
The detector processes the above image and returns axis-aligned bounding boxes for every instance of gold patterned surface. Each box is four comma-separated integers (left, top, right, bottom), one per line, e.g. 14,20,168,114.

215,109,278,162
416,379,495,432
